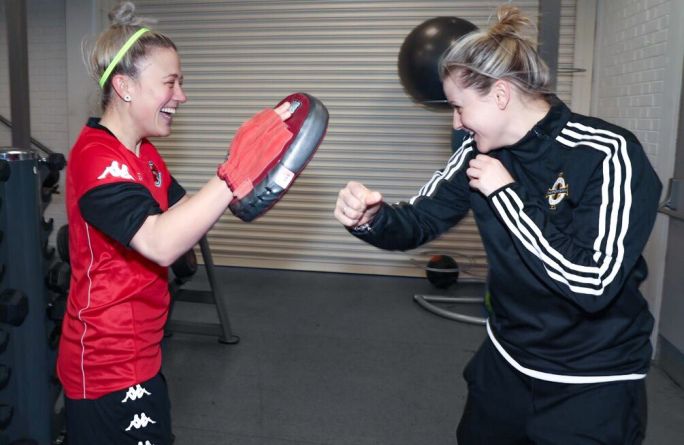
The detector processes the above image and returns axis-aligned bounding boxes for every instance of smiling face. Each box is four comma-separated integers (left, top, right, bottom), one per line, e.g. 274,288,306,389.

442,73,505,153
127,46,186,140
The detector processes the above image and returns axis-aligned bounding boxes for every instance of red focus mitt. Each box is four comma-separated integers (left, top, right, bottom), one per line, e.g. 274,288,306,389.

225,93,328,222
217,109,293,199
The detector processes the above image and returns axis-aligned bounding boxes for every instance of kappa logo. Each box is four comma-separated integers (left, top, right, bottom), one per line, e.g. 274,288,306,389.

545,172,570,209
138,442,156,445
125,412,156,431
97,160,135,180
121,384,152,403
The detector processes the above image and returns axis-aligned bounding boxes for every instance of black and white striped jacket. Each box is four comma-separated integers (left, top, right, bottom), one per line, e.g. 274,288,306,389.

353,99,662,383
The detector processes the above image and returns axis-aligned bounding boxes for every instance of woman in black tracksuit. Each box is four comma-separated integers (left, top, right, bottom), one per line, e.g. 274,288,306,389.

334,5,662,444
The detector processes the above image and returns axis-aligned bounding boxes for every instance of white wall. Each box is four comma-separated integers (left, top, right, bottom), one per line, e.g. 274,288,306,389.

0,0,69,152
592,0,683,349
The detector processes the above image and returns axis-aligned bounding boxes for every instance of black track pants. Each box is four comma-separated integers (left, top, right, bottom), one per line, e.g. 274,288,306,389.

457,339,647,445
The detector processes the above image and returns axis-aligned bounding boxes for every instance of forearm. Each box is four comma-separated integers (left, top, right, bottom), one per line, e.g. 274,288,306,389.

131,176,233,265
353,199,467,251
489,178,660,312
354,167,472,251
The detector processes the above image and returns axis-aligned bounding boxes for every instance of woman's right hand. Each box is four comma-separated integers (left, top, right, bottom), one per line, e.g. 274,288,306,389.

334,181,383,228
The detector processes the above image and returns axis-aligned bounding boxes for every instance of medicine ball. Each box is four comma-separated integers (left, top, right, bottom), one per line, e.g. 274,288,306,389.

426,255,459,289
398,17,478,109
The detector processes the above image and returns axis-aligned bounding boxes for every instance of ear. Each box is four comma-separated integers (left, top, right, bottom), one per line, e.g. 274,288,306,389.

492,79,511,110
110,73,131,102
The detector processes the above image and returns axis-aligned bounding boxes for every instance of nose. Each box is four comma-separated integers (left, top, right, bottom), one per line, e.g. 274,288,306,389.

452,110,463,130
175,83,187,103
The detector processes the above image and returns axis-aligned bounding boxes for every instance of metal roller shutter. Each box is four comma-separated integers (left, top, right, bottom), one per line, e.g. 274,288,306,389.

134,0,577,279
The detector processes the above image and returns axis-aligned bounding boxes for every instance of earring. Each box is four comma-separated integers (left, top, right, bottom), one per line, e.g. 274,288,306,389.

123,94,131,102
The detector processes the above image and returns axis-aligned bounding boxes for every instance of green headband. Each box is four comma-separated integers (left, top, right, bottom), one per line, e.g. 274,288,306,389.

99,27,150,89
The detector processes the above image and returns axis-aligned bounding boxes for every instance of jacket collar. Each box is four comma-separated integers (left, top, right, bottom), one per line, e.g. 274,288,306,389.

504,96,571,163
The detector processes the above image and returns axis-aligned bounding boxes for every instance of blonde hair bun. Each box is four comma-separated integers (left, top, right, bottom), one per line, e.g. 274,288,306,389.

108,1,155,27
439,4,551,98
109,1,138,26
488,4,535,40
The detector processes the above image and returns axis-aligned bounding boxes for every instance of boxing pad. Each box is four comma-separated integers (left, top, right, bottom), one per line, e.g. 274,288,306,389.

229,93,329,222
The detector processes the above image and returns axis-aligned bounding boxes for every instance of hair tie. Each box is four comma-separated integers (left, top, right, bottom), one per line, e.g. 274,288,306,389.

99,27,150,89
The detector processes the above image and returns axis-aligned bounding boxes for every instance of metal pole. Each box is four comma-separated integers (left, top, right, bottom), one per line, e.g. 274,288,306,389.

538,0,562,91
199,236,239,344
5,0,31,150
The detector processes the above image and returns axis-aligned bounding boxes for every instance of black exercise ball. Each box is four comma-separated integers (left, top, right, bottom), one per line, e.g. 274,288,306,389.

426,255,459,289
398,17,478,109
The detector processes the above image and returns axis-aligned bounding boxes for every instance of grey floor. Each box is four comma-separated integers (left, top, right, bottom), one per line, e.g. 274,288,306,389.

163,267,684,445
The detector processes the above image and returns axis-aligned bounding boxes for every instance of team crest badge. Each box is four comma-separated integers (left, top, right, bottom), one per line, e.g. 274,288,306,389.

148,161,162,187
545,172,569,209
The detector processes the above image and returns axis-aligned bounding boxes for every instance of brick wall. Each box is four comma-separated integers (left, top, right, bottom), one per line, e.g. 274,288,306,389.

593,0,671,163
593,0,683,347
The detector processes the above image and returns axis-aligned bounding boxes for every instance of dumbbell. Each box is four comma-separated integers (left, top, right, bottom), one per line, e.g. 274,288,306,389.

0,329,8,354
0,404,13,430
0,289,28,327
171,249,198,281
46,262,70,295
0,365,10,390
56,225,69,264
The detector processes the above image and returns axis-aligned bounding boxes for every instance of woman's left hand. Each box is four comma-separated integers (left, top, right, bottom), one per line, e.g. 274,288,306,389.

466,154,515,197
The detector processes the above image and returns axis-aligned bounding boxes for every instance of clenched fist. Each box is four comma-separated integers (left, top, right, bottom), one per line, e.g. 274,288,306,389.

334,181,383,228
466,154,514,196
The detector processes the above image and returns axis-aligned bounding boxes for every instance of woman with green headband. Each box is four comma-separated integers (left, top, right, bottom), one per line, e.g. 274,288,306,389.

56,2,292,443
